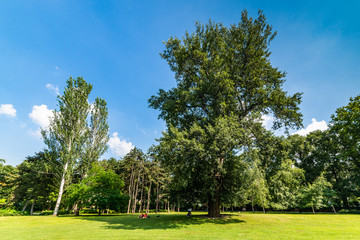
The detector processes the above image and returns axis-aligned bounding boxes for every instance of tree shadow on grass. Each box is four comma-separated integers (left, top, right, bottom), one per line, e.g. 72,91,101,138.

75,213,246,230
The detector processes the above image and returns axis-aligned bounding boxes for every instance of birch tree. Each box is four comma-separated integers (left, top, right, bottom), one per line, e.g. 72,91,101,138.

43,77,92,216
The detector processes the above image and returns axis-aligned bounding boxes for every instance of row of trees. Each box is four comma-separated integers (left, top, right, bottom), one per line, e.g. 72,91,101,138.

1,82,360,216
0,149,177,215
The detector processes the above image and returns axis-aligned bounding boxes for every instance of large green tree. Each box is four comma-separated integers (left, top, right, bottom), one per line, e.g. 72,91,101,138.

329,95,360,206
149,10,302,217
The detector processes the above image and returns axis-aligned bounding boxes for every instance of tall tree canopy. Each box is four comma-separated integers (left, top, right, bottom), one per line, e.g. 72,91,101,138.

329,95,360,206
149,10,303,217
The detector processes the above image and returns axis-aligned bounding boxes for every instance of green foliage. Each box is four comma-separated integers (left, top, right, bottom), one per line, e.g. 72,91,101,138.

0,160,18,207
13,152,59,211
65,164,128,214
78,97,110,178
269,159,304,210
338,209,360,214
84,165,127,213
297,173,333,212
242,151,270,211
0,208,23,216
330,95,360,202
43,77,93,170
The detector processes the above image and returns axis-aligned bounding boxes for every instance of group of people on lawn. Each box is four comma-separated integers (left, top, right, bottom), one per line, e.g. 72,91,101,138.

139,208,192,218
139,213,149,218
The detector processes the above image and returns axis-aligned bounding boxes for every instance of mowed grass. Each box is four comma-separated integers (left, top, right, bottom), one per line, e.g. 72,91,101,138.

1,212,359,239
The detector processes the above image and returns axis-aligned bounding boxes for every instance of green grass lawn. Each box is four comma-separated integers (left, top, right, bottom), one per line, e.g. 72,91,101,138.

0,212,359,239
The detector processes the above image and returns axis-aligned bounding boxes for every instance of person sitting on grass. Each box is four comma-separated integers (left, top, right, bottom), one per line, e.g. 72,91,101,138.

187,208,192,217
144,213,148,218
139,213,144,218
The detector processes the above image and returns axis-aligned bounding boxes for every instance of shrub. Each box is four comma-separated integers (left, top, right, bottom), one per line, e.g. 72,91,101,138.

0,208,23,216
338,209,360,214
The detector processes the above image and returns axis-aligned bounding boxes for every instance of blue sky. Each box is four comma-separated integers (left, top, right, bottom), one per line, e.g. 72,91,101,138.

1,0,359,166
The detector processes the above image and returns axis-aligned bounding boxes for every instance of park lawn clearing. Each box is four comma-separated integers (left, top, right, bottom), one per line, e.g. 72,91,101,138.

0,212,359,239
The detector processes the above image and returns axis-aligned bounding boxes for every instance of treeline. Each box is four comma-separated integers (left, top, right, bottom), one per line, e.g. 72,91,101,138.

1,94,360,215
157,99,360,214
0,149,169,215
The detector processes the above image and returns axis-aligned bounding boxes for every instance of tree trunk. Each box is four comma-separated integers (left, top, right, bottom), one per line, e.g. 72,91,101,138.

342,196,349,208
73,203,79,216
177,206,180,212
132,176,139,214
22,200,29,212
127,196,132,214
167,201,170,213
155,180,159,213
30,199,36,215
262,201,266,213
139,173,145,213
146,181,152,214
127,164,135,214
331,205,337,214
53,161,69,216
251,198,254,213
311,204,315,214
208,195,220,217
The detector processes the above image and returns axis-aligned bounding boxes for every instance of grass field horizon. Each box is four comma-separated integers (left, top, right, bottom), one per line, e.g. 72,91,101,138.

1,212,359,239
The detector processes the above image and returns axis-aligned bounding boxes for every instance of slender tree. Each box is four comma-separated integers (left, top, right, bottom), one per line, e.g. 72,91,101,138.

43,77,92,216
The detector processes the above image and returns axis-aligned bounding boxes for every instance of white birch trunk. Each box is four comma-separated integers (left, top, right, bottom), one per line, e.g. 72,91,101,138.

53,161,69,216
146,181,152,214
132,177,139,214
22,200,29,212
30,199,36,215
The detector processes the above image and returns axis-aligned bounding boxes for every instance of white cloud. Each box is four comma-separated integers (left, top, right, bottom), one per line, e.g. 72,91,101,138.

293,118,328,136
29,105,53,129
46,83,60,95
55,66,59,70
0,104,16,117
261,115,274,130
28,129,42,139
108,132,134,157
